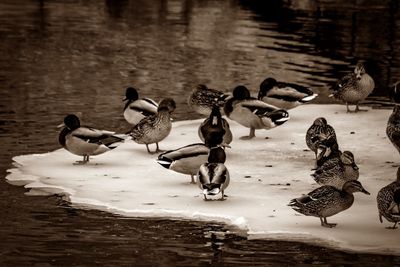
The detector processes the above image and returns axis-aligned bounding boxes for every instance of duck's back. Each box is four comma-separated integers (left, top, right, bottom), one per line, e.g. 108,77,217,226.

377,181,400,223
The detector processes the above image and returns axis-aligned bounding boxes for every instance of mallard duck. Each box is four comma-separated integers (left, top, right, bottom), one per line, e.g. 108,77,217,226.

387,82,400,160
311,151,359,190
198,105,232,147
188,84,231,116
58,114,125,164
258,77,318,110
305,117,337,159
377,167,400,229
315,136,341,169
330,62,375,113
130,98,176,154
123,87,158,126
197,147,230,200
288,180,370,228
157,143,210,183
223,85,290,140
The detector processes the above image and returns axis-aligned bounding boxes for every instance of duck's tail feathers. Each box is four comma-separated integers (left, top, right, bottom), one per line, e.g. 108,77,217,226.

202,183,221,195
269,109,290,125
300,93,318,103
156,156,173,169
104,135,125,149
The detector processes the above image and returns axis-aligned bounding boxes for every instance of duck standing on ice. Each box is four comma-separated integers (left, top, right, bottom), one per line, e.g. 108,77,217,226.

123,87,158,126
58,114,125,164
224,85,290,140
258,77,317,110
330,62,375,113
130,98,176,154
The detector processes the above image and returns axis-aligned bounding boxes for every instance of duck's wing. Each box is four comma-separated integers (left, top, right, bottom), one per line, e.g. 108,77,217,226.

127,98,158,116
72,126,124,145
272,82,316,102
295,186,336,205
193,86,230,106
333,73,357,93
197,164,212,186
240,99,279,113
312,158,344,183
158,143,209,161
129,114,157,139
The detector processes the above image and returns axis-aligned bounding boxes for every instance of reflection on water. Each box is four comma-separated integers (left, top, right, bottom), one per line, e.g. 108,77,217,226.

1,0,400,265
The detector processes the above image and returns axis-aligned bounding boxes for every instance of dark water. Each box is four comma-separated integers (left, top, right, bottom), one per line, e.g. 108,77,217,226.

1,0,400,265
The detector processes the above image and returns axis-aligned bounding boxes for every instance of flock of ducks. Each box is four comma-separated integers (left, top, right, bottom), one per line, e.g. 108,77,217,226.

58,62,400,228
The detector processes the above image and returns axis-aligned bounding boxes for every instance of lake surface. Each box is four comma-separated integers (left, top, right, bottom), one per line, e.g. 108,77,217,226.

1,0,400,265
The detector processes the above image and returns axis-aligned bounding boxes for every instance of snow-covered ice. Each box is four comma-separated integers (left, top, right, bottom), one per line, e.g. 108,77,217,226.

6,104,400,255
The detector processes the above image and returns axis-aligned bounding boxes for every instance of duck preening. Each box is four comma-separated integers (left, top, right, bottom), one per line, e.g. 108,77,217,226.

188,84,230,116
305,117,337,160
330,62,375,113
258,77,317,110
315,136,341,169
288,180,370,228
123,87,158,126
198,105,232,147
130,98,176,154
224,85,290,139
58,114,125,164
377,167,400,229
197,147,230,200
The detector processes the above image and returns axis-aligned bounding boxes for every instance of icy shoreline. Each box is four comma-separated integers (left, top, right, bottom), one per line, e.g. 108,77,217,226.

6,104,400,255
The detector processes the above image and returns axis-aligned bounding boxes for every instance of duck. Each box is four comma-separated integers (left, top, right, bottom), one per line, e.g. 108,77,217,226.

330,62,375,113
129,98,176,154
156,143,211,184
258,77,318,110
386,82,400,161
377,167,400,229
197,147,230,200
311,151,359,190
58,114,125,164
305,117,337,159
223,85,290,140
198,105,232,147
123,87,158,126
188,84,231,116
288,180,370,228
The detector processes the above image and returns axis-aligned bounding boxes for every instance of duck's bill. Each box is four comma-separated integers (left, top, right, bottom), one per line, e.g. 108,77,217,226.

57,123,65,128
361,188,370,195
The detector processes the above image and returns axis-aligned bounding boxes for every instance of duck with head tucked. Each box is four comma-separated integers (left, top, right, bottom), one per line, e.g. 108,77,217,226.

312,151,359,190
288,180,370,228
224,85,290,140
314,136,341,169
387,82,400,164
377,167,400,229
188,84,230,116
130,98,176,154
58,114,125,164
197,147,230,201
258,77,318,110
198,105,232,147
123,87,158,126
330,62,375,113
306,117,337,160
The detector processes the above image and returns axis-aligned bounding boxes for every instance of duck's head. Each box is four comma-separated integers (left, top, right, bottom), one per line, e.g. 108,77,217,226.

124,87,139,101
342,180,370,195
313,117,327,126
340,151,358,170
208,147,226,164
158,98,176,113
258,78,277,99
61,114,81,130
354,62,366,80
232,85,251,100
389,81,400,104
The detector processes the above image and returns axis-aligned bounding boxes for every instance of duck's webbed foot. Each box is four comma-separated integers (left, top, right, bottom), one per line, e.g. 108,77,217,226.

74,156,89,165
320,217,337,228
239,128,255,140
